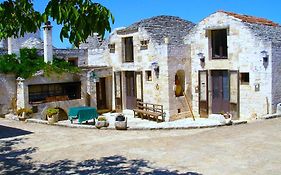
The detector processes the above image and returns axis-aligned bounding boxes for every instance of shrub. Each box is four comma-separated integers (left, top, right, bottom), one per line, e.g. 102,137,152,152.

97,116,107,121
46,108,59,117
16,108,33,116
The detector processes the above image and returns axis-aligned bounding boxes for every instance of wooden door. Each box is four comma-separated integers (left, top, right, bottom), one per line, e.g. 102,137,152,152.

114,72,122,111
229,70,239,120
135,71,143,102
199,70,208,117
211,70,229,114
96,77,106,109
125,71,136,109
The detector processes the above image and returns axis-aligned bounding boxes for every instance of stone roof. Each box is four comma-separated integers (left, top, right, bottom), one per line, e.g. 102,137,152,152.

21,37,44,49
117,15,195,45
220,11,281,43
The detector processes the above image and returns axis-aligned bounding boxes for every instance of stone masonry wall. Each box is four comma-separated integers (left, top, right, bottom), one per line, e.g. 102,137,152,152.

16,73,87,115
185,12,272,120
167,44,191,117
0,74,16,114
271,42,281,112
108,28,170,117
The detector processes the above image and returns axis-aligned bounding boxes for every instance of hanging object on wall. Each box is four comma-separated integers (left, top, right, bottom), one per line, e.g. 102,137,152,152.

90,71,99,83
151,62,159,78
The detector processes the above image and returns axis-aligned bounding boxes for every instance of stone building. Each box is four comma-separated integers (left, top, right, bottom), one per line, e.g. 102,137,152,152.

0,25,90,119
103,15,195,120
184,11,281,120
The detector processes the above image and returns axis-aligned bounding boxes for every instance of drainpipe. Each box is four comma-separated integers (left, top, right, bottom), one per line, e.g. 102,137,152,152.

43,21,53,63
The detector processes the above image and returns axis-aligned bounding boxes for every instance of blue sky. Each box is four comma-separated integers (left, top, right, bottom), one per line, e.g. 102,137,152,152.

1,0,280,48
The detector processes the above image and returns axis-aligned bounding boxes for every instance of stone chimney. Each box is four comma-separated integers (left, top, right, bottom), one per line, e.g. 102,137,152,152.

43,21,53,63
8,37,19,55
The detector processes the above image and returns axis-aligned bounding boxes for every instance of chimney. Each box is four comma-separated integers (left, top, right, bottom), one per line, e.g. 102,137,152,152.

43,21,53,63
8,37,19,55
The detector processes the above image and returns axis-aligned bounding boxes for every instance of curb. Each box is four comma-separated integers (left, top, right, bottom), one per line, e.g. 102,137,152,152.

25,118,248,131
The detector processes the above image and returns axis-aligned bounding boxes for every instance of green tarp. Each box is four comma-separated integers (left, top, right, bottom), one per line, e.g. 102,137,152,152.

68,106,98,124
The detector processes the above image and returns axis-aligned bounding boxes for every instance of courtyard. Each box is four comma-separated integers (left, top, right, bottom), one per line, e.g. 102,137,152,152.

0,117,280,175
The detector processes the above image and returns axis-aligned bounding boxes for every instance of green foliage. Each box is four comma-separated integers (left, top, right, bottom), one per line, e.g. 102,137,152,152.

0,0,42,39
46,108,59,117
0,48,81,79
97,115,107,121
0,0,114,47
16,108,33,116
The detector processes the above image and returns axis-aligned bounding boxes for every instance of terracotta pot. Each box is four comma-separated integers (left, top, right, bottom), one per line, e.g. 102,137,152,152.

47,114,58,124
95,120,109,129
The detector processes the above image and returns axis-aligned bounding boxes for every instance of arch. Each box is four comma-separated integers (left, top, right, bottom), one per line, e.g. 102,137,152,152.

175,70,185,97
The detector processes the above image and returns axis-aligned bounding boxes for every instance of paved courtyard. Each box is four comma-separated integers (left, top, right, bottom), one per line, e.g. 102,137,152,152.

0,118,281,175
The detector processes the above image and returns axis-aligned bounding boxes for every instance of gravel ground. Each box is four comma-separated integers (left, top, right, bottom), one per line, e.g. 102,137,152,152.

0,117,281,175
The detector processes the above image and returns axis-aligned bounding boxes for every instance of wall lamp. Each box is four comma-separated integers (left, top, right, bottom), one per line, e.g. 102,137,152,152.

197,52,205,63
151,62,160,78
90,71,99,82
261,50,269,69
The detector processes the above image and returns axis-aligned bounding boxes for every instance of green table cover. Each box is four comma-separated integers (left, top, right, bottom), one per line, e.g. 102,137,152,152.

68,106,98,123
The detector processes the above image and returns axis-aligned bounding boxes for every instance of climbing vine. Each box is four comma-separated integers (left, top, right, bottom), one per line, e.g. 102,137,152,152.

0,48,80,79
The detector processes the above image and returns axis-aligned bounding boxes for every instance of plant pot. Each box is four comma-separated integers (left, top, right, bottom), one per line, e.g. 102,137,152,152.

115,121,127,130
95,120,109,129
115,115,127,130
47,114,58,124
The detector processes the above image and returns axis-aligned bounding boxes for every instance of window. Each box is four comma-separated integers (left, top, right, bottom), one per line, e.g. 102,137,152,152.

174,70,185,97
28,82,81,103
108,43,115,53
240,73,249,85
67,57,78,66
123,37,134,62
145,71,152,81
211,29,228,59
140,40,149,50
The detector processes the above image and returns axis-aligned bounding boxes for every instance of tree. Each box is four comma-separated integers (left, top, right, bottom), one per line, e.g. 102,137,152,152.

0,0,114,47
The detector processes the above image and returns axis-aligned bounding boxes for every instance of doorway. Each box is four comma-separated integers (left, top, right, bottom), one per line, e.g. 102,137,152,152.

211,70,230,114
96,77,107,109
125,71,136,109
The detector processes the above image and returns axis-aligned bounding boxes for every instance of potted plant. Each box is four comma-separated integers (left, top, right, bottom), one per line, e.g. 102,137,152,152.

95,115,109,129
115,114,127,130
16,108,33,121
46,108,59,124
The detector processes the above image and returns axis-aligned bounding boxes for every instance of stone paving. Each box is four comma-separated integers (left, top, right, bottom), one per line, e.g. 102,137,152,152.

0,117,281,174
25,110,248,130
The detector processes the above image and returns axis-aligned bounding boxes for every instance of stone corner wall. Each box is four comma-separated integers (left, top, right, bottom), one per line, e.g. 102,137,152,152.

0,74,16,114
271,42,281,113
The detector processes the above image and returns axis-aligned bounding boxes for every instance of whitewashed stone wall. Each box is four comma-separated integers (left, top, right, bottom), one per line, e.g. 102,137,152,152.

16,73,87,116
0,74,16,114
185,12,272,120
167,44,191,115
108,28,172,117
271,42,281,112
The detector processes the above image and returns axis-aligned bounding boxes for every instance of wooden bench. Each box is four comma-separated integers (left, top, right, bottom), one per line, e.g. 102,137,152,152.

133,101,165,122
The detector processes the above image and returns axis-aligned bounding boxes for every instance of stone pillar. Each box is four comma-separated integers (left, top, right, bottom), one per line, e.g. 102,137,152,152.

16,77,26,109
43,21,53,63
87,71,97,107
8,37,19,55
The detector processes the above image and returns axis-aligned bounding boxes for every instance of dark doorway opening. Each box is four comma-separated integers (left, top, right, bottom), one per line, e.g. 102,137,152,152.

211,29,228,59
211,70,229,114
96,77,107,110
125,71,136,109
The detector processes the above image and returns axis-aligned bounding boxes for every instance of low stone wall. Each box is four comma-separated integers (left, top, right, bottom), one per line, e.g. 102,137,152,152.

0,74,16,114
30,99,86,120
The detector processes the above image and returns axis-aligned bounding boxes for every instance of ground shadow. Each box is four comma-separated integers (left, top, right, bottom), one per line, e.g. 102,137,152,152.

0,138,201,175
0,125,33,139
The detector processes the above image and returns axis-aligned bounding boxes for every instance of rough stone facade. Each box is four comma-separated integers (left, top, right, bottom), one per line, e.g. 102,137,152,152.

16,73,87,120
184,11,279,120
0,74,16,115
99,16,195,120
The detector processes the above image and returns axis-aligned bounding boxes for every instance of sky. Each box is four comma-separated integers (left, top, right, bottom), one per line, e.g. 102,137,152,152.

1,0,281,48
